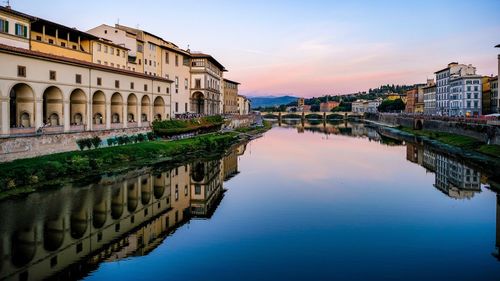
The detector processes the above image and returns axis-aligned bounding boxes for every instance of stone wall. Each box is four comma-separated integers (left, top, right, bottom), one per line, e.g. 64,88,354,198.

0,127,152,163
369,113,500,145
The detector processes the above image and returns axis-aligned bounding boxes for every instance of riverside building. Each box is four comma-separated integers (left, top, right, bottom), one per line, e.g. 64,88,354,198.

223,79,239,115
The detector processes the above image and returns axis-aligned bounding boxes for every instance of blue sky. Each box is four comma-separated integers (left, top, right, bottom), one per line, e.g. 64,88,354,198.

8,0,500,97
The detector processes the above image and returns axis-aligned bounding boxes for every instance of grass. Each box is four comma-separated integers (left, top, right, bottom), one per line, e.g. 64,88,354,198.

153,116,225,137
0,132,239,194
399,126,500,157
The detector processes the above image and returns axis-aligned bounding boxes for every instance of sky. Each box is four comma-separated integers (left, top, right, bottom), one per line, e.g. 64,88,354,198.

7,0,500,97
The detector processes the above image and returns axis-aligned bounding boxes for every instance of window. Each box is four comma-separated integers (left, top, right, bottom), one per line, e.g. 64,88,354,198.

49,70,56,80
48,38,54,44
60,42,66,47
185,78,188,90
144,84,148,91
97,43,101,52
195,79,201,88
36,35,41,41
0,19,8,33
17,65,26,77
149,60,152,66
145,59,148,65
104,45,108,53
110,47,114,55
115,80,120,88
75,74,82,84
166,87,170,94
137,44,143,52
97,77,102,86
110,63,114,67
14,23,27,37
138,59,142,65
185,103,188,112
117,49,120,56
165,52,169,64
175,55,179,66
97,60,101,64
175,77,179,88
158,86,161,93
130,82,134,89
175,102,178,112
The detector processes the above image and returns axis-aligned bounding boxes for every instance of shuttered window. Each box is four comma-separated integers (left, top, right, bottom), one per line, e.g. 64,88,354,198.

0,19,8,33
14,23,27,38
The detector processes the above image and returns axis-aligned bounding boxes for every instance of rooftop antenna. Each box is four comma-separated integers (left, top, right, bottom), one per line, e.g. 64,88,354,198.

187,44,190,52
116,18,120,25
5,0,11,9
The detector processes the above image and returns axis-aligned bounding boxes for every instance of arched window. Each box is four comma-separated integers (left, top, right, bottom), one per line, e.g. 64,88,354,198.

20,112,31,128
127,113,135,122
141,113,148,122
93,113,103,125
49,113,60,126
112,113,120,123
155,114,162,121
73,113,83,125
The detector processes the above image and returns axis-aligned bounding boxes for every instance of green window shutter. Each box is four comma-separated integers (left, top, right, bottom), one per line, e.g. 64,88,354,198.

4,20,8,33
23,25,27,37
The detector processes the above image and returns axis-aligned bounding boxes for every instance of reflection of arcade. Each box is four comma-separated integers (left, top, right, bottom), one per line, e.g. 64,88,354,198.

0,150,241,281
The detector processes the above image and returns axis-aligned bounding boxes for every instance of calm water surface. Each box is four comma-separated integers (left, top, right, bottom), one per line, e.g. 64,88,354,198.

1,121,499,281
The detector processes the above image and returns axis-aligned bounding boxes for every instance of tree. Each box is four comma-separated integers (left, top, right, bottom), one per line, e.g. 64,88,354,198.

378,99,406,112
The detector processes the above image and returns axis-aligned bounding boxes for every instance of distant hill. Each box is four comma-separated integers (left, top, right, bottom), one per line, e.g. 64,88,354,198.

249,96,298,109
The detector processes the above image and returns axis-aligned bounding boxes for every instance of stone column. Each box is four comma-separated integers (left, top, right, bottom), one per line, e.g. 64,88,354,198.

122,102,128,128
137,101,142,127
63,99,70,132
105,101,111,130
35,98,43,129
87,100,92,131
0,97,9,135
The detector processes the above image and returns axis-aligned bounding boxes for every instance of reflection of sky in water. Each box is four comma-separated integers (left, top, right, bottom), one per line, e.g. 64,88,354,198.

2,122,498,281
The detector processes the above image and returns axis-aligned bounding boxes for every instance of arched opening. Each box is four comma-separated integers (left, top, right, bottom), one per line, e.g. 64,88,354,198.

42,86,63,126
10,83,35,128
92,197,107,229
141,95,151,123
192,162,205,182
154,173,165,199
92,91,106,125
127,94,138,123
154,96,165,121
11,228,37,267
415,119,423,130
70,209,88,239
43,219,65,251
111,186,124,220
127,183,139,213
70,89,87,126
192,92,205,115
141,176,152,205
111,93,123,124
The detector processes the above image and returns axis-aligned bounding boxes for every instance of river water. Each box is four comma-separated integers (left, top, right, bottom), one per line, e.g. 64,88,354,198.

1,120,499,281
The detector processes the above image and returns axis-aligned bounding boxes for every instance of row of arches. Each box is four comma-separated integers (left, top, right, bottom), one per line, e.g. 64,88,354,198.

8,173,171,269
8,83,168,130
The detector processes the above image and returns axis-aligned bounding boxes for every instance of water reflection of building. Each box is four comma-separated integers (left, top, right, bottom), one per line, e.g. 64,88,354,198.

223,149,239,181
278,120,382,142
405,144,482,200
0,151,240,281
494,194,500,261
190,160,224,218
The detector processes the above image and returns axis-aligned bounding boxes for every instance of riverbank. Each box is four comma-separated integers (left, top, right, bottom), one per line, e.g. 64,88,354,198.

0,123,271,200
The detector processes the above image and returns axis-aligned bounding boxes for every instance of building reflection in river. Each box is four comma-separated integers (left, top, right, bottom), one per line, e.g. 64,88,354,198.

406,143,481,200
0,145,245,281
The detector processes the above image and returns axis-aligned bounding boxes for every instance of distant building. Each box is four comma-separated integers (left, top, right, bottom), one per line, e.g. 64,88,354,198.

405,88,418,113
386,92,407,103
482,77,492,116
302,105,312,112
352,98,382,113
319,101,339,112
449,75,483,117
491,77,499,113
223,79,240,115
435,62,477,116
297,97,305,107
238,95,250,115
423,79,436,115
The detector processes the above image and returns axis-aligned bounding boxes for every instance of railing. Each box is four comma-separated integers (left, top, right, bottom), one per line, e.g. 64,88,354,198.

111,123,123,129
128,122,138,128
9,127,36,135
93,124,107,131
70,125,85,132
43,126,64,133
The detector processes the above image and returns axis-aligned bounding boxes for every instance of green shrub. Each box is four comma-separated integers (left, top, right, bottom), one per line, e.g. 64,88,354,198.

147,132,155,141
137,134,146,142
91,136,102,149
76,139,87,151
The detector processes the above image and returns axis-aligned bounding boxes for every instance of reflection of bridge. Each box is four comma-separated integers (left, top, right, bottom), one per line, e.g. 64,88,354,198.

260,111,364,121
